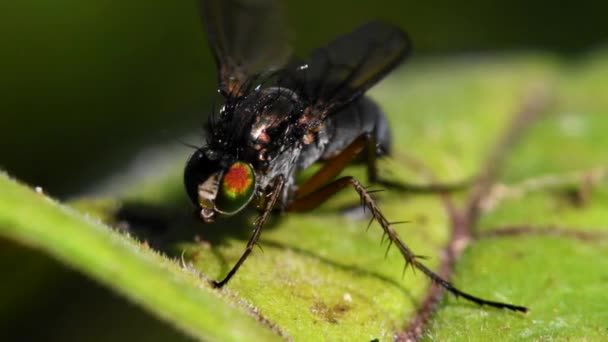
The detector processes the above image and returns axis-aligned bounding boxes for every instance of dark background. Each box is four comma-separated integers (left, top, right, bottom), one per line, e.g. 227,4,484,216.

1,0,607,340
2,0,607,197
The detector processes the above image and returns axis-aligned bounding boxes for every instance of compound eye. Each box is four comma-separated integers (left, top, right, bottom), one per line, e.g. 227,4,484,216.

215,162,256,215
184,148,219,208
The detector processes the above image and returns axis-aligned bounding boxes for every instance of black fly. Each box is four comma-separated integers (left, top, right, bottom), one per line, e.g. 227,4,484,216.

184,0,527,313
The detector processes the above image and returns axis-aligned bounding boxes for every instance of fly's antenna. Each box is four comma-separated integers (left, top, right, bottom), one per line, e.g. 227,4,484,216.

157,128,200,150
175,138,201,150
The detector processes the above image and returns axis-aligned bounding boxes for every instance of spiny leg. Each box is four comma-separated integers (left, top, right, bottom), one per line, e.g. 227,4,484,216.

290,133,525,310
288,176,527,312
365,138,471,193
212,176,285,288
373,177,471,194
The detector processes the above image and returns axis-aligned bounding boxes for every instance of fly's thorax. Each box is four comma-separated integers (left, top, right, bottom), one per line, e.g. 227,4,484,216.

245,87,304,162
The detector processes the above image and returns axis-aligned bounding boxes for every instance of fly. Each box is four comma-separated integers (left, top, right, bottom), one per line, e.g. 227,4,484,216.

184,0,527,313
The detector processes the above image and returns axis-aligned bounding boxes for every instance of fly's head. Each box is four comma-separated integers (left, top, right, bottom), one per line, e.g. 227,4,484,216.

184,147,257,223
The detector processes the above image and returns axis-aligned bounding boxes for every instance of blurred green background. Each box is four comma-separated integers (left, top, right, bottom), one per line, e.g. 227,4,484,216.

1,0,607,340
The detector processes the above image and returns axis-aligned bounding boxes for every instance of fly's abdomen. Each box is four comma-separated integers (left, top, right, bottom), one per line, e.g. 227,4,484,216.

322,96,392,159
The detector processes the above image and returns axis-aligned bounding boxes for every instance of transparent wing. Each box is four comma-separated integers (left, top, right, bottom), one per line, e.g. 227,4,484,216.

201,0,292,97
280,21,411,116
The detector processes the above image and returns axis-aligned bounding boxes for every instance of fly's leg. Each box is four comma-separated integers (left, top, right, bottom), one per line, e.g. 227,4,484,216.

298,134,371,197
364,136,471,193
300,133,469,198
212,176,285,288
287,176,527,312
289,135,526,311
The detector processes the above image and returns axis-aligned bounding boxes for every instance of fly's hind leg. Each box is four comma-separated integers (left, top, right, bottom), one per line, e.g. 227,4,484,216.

287,175,527,312
365,135,471,194
288,135,526,312
300,132,469,198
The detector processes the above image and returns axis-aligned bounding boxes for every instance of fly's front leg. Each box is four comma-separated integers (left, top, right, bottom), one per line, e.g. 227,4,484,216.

212,176,285,288
287,176,527,312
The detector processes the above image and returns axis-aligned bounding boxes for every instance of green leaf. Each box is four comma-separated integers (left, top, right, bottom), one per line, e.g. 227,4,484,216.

1,51,607,341
0,173,283,342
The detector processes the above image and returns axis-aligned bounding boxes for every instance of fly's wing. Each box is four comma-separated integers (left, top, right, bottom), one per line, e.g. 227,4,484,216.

280,21,410,117
201,0,292,98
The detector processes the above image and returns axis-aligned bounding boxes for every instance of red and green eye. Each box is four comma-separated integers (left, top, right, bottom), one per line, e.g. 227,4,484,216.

215,161,256,214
